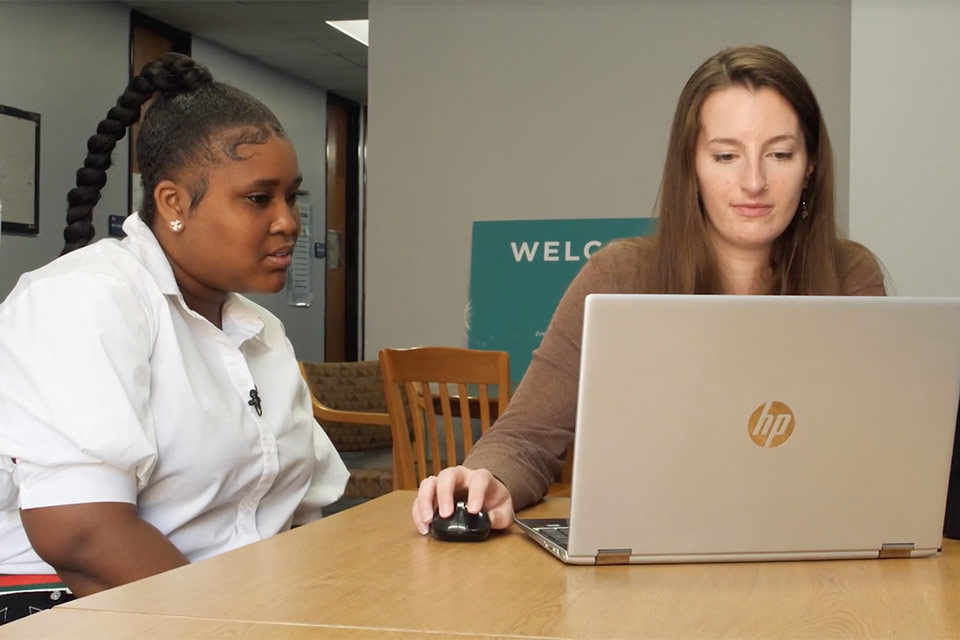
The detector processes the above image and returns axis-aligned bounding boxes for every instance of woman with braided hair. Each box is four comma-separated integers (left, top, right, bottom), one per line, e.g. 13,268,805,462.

0,53,347,621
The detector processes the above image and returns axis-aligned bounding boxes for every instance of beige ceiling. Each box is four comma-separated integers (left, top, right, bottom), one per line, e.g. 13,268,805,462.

125,0,369,103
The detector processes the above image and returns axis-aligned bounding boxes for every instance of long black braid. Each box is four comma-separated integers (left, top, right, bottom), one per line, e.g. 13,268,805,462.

62,53,286,255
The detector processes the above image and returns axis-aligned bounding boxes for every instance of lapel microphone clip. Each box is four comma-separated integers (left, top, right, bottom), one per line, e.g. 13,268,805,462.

248,387,263,417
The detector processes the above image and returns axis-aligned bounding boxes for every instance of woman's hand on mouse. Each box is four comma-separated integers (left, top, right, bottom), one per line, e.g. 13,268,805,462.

412,465,514,535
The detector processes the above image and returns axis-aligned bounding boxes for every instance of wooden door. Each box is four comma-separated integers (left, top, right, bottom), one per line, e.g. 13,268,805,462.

129,11,190,214
325,94,360,361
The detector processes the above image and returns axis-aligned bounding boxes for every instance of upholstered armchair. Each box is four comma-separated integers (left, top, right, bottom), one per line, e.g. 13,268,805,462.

299,360,394,509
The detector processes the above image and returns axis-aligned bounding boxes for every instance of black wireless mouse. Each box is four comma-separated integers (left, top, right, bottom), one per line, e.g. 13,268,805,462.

430,500,492,542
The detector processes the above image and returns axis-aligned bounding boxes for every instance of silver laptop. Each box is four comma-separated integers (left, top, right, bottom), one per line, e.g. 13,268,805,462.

516,295,960,565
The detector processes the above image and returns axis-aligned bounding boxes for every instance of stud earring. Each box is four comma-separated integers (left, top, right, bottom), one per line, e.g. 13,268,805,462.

169,219,184,233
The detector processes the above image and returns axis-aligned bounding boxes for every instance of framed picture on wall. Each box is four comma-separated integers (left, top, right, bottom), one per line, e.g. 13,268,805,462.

0,103,41,235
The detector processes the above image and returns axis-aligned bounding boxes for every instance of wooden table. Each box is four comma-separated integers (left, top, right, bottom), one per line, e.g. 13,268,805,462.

0,609,507,639
4,490,959,638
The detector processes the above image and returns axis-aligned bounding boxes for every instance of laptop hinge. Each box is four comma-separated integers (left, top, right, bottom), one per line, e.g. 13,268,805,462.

595,549,632,565
879,543,914,559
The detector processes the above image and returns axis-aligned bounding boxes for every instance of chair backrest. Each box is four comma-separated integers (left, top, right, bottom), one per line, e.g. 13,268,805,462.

379,347,510,490
298,361,392,452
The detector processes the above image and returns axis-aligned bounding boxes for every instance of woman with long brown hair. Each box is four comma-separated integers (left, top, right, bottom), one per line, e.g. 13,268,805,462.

412,44,885,535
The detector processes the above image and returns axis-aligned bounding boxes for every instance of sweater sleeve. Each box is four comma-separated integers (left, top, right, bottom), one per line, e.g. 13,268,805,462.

463,240,646,509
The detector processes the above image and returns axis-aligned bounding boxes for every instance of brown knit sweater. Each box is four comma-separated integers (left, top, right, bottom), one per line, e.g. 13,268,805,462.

462,238,887,510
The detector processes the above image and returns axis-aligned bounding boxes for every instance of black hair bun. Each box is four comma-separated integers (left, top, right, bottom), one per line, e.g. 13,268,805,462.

141,52,214,94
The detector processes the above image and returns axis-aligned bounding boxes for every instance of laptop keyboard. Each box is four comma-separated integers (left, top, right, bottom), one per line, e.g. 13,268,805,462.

535,525,570,549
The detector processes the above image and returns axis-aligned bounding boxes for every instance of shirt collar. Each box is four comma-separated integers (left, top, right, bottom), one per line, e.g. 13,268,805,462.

222,295,267,348
121,213,180,296
121,214,266,347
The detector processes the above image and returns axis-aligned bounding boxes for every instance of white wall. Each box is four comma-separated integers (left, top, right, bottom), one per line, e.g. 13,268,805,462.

366,0,852,354
849,0,960,296
191,39,329,361
0,1,129,298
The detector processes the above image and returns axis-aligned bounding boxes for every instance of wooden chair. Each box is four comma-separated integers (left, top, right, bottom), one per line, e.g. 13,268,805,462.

298,361,395,503
379,347,510,490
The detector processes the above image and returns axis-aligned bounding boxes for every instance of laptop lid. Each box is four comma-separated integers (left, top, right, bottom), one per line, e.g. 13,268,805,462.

559,295,960,563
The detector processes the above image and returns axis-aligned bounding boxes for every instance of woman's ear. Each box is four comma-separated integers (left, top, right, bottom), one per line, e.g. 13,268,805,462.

153,180,187,227
804,162,816,187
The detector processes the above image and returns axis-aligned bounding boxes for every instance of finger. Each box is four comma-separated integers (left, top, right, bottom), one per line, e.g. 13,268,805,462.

435,467,464,518
465,470,490,514
485,478,515,530
411,498,429,535
487,503,515,530
415,476,438,526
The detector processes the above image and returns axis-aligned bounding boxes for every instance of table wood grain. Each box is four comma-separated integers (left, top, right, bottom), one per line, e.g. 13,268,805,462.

0,608,534,639
46,490,960,639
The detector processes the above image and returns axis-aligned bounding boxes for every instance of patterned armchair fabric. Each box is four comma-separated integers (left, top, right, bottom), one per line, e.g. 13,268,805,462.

300,360,393,500
300,360,392,451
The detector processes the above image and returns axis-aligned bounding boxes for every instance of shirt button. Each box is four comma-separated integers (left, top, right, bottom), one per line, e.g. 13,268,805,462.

243,499,257,510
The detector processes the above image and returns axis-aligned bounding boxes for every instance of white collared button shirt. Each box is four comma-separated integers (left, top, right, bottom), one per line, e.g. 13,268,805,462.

0,214,348,574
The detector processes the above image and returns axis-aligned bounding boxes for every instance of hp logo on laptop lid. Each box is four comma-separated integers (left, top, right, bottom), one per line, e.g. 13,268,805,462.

748,401,795,448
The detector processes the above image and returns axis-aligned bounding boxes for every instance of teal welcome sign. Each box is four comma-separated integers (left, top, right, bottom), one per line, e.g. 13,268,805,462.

468,218,657,382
